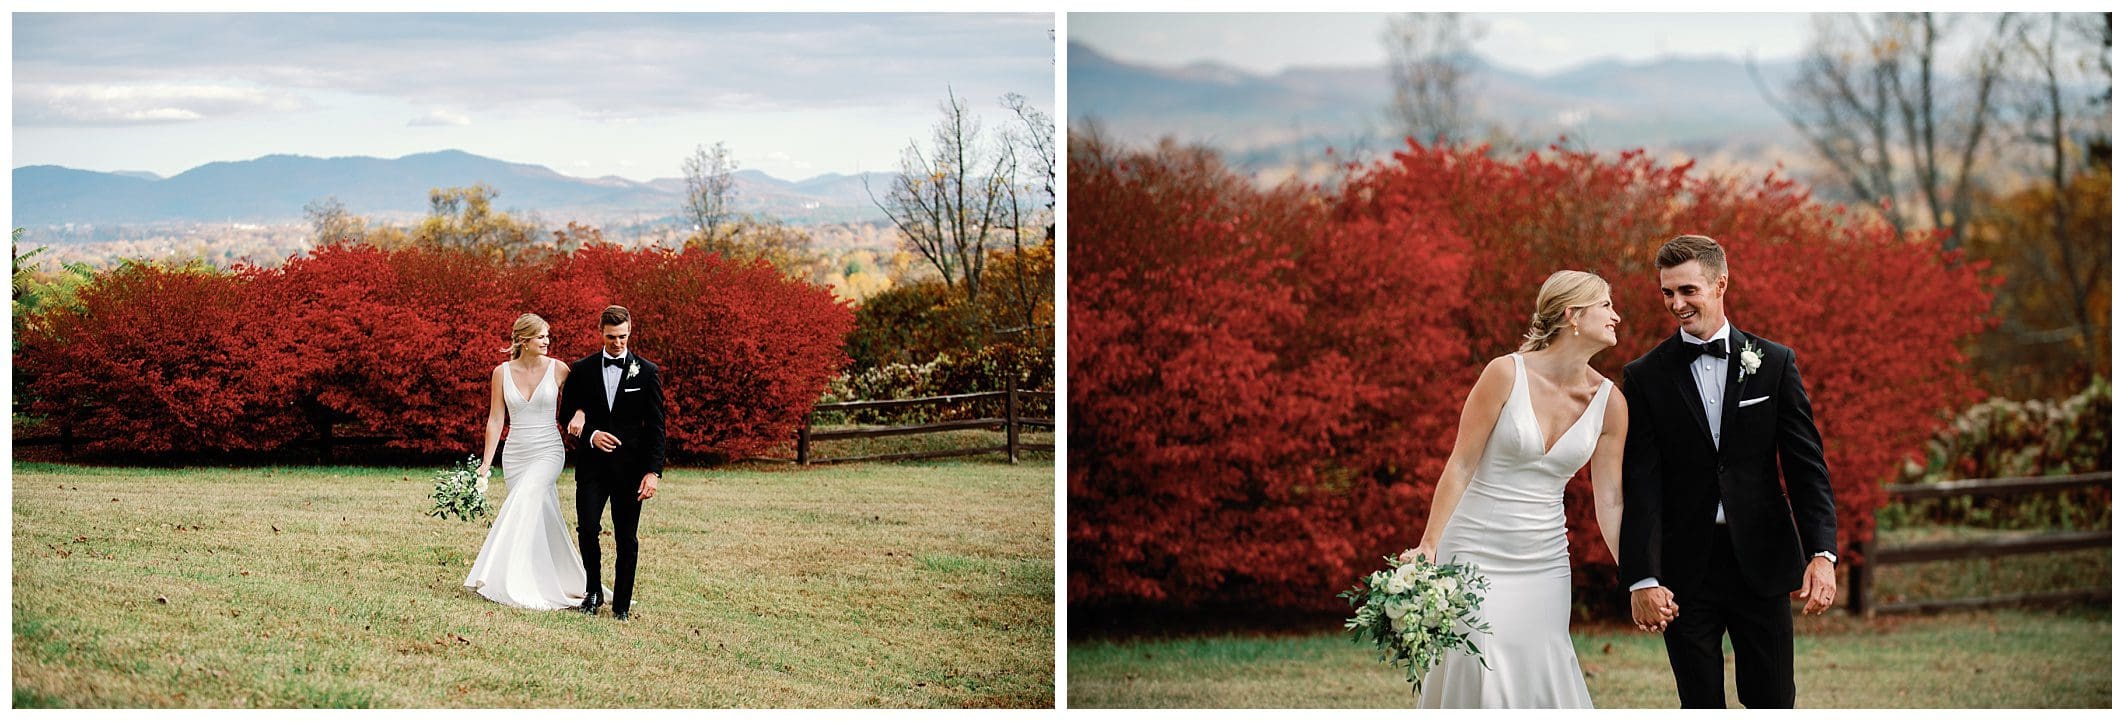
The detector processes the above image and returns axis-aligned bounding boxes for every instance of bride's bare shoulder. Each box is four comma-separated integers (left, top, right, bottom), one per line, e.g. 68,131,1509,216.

1467,355,1518,394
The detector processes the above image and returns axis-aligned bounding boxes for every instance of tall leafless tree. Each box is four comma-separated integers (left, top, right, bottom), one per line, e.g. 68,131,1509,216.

1756,12,2016,251
1382,12,1486,147
868,87,1009,306
682,141,738,250
1975,12,2113,393
997,93,1056,339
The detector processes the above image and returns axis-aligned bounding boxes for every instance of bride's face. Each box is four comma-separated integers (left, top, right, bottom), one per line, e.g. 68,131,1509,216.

526,329,551,358
1577,295,1621,348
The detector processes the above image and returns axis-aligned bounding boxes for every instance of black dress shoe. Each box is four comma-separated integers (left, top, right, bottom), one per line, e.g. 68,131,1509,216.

612,609,630,621
579,590,603,615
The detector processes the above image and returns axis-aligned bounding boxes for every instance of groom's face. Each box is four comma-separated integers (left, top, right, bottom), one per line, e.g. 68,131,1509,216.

1659,260,1727,339
602,321,631,358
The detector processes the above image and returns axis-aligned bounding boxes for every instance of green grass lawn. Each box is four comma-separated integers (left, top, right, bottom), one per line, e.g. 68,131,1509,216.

1068,606,2110,708
12,459,1055,708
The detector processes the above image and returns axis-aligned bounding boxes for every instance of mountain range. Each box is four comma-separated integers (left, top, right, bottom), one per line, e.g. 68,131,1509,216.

12,149,896,227
1067,41,1810,175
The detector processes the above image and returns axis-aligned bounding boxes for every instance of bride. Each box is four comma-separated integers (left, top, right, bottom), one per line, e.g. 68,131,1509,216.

464,313,595,610
1407,270,1640,708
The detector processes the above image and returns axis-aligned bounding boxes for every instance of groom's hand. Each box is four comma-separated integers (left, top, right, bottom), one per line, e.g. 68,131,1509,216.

591,430,621,452
637,472,659,501
1793,556,1837,615
1631,586,1678,631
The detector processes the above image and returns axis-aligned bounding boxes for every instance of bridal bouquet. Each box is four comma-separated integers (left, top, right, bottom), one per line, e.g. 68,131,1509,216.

1338,551,1493,694
426,455,490,522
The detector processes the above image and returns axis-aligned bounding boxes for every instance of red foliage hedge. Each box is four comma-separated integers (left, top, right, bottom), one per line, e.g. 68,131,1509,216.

1068,137,1994,611
19,243,853,462
16,262,310,455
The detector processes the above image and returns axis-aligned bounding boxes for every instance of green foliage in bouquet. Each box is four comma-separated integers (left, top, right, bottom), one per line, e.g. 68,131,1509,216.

427,455,490,522
1339,554,1493,694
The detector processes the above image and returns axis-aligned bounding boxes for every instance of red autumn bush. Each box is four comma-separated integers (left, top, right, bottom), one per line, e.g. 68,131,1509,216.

20,243,853,463
1354,141,1993,574
554,244,855,461
17,262,310,455
1068,138,1471,609
1069,136,1995,612
262,243,527,453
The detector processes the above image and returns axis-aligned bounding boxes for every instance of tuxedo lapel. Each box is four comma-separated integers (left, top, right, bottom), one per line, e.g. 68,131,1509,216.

1719,328,1750,442
1664,334,1717,449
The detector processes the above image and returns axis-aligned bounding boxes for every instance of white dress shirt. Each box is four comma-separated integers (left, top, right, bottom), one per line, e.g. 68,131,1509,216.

1681,322,1734,524
602,350,626,411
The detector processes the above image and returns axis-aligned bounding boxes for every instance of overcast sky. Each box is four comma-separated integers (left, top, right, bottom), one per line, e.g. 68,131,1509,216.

1069,12,1815,76
12,12,1055,181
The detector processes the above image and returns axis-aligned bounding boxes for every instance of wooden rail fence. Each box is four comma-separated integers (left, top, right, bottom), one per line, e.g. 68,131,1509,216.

794,375,1055,465
1848,471,2111,616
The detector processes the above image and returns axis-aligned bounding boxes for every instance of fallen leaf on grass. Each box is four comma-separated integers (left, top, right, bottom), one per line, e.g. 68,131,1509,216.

157,595,169,604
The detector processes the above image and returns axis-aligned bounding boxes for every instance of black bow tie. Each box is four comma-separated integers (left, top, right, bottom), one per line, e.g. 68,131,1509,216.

604,357,628,369
1694,338,1728,359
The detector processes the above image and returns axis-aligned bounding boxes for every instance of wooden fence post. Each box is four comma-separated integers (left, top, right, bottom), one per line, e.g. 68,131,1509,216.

796,412,812,466
1006,374,1020,464
1848,535,1871,617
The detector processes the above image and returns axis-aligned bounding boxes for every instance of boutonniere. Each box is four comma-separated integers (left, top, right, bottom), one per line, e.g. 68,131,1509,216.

626,361,640,379
1737,339,1763,381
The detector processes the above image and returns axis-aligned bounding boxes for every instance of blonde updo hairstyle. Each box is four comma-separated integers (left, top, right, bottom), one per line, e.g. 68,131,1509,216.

504,313,550,360
1517,270,1611,352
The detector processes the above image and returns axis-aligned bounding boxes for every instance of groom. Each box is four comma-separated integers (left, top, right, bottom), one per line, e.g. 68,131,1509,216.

561,304,665,621
1618,235,1839,708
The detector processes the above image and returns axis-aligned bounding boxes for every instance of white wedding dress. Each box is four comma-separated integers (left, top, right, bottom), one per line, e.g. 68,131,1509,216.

464,358,593,610
1417,353,1610,708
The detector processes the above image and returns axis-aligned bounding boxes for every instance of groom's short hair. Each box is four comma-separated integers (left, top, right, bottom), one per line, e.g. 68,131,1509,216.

1657,235,1727,277
601,305,631,328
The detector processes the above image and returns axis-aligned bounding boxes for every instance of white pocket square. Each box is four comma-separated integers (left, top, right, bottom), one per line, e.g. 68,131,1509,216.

622,387,642,393
1737,396,1769,408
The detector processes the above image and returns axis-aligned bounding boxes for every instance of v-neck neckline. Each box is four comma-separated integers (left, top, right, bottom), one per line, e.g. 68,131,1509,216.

1514,353,1602,458
507,358,549,403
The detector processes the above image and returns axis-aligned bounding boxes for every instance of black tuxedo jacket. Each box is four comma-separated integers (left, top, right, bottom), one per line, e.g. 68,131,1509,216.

1618,328,1838,598
561,351,667,481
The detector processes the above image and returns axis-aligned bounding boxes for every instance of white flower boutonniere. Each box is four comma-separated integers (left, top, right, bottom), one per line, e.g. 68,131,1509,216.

626,361,640,379
1738,339,1763,381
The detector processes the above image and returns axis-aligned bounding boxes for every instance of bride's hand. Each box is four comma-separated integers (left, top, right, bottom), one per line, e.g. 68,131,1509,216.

475,462,491,480
1399,544,1437,564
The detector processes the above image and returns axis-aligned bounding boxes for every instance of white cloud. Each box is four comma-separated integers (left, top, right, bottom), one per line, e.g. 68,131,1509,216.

16,83,309,126
408,109,472,127
15,14,1053,121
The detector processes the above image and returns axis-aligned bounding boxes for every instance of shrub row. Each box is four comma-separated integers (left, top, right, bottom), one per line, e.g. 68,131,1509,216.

17,242,855,462
1068,137,1995,610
